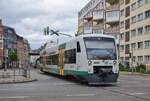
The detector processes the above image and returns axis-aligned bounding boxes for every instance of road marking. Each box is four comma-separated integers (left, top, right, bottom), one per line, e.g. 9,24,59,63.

0,96,29,99
129,92,147,95
66,93,96,97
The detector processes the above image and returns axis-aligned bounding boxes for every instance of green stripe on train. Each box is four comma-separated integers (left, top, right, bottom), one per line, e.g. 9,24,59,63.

43,67,89,77
64,70,88,76
59,43,66,49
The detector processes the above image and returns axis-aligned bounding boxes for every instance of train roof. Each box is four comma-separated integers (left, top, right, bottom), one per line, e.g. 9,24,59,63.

43,34,116,52
77,34,115,39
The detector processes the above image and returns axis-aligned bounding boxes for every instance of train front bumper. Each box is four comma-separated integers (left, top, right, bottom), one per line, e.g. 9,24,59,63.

87,73,119,85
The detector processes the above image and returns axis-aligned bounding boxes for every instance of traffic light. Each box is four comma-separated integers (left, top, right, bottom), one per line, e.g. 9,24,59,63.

44,26,50,35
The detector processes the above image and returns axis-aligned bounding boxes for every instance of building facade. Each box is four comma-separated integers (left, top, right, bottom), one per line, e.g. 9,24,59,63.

3,26,17,68
23,39,30,68
119,0,150,67
0,19,4,66
0,19,30,68
17,35,25,68
78,0,120,40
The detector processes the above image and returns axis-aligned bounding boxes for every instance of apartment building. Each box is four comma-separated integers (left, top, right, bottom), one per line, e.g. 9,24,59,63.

0,19,30,68
119,0,150,66
0,19,4,66
78,0,120,40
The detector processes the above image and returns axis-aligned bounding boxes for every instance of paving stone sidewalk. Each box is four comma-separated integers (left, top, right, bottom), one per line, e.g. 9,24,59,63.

0,69,37,84
120,71,150,76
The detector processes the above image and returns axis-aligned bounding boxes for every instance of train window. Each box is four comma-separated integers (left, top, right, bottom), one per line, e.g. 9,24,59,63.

46,54,59,65
77,41,81,53
65,49,76,64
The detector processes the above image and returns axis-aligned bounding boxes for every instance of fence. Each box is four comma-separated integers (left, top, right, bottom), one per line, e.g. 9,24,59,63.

0,68,31,82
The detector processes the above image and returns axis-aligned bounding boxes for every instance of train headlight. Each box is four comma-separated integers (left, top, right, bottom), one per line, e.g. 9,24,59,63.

88,60,92,65
113,60,117,65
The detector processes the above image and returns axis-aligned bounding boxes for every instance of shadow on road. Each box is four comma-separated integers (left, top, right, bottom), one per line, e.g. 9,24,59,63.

39,71,117,87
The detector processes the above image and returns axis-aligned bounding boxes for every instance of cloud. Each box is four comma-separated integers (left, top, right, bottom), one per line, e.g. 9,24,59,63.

0,0,90,49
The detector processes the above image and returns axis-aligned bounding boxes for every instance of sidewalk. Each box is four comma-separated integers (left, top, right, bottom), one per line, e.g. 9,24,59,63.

0,69,37,84
120,71,150,77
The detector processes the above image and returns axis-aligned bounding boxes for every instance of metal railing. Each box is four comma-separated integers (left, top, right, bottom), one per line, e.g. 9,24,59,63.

0,68,31,82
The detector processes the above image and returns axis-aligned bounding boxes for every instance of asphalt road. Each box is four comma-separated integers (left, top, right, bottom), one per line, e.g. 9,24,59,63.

0,70,150,101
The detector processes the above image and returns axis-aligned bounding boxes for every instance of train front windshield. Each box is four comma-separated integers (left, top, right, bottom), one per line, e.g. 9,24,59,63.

84,37,117,60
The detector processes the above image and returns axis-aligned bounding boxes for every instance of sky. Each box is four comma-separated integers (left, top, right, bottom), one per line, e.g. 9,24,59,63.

0,0,90,49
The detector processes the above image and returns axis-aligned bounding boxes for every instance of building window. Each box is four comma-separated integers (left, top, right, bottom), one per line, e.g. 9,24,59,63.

145,10,150,19
93,29,103,34
125,44,130,54
106,11,119,17
131,43,136,50
120,9,124,17
131,16,136,24
145,40,150,49
132,56,136,62
131,29,136,37
138,56,143,62
137,13,144,21
138,42,143,49
125,32,130,42
145,55,150,63
120,33,124,40
138,0,145,7
125,0,130,4
125,19,130,29
145,25,150,33
146,0,150,3
120,45,124,51
125,6,130,17
120,21,124,28
137,27,143,35
131,2,136,11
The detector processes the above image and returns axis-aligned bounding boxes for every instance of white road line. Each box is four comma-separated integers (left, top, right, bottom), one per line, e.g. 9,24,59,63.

0,96,29,99
129,92,147,96
66,93,96,97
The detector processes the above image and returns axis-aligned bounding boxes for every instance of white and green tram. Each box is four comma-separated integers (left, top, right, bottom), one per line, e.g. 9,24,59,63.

40,34,119,85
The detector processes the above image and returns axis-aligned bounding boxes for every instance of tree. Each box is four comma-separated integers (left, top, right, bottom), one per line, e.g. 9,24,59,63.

8,50,18,68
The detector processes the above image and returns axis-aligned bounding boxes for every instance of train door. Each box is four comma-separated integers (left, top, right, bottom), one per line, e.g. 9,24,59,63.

59,49,64,76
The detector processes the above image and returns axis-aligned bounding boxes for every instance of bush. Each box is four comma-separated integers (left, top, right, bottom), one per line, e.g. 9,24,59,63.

135,64,146,73
119,63,147,73
119,63,130,72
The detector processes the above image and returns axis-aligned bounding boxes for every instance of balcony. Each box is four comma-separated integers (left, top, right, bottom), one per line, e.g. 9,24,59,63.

93,29,103,34
106,4,119,11
93,23,104,30
106,11,120,23
94,2,104,10
84,12,93,21
84,26,92,34
105,25,120,33
93,10,104,21
84,21,92,34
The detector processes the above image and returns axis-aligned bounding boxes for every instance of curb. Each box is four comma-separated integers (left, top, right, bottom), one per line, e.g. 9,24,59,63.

0,78,38,84
120,72,150,76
